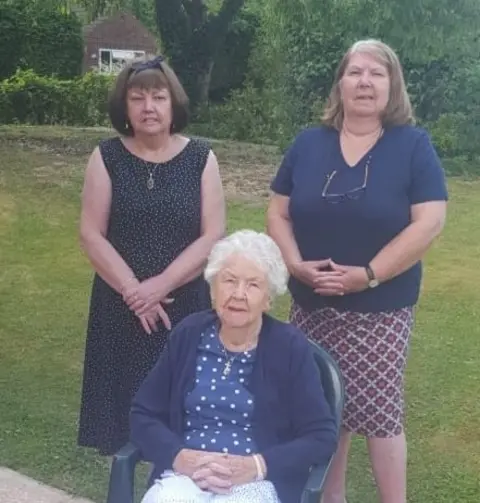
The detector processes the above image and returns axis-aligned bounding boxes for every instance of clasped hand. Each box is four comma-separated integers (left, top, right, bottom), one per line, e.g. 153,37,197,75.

122,277,174,333
174,450,257,494
291,259,369,296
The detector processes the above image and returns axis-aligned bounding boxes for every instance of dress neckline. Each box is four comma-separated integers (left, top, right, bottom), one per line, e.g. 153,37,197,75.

117,136,193,165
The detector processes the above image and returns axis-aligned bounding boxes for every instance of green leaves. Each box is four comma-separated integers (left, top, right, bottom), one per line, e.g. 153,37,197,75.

155,0,247,106
0,70,113,126
0,1,83,80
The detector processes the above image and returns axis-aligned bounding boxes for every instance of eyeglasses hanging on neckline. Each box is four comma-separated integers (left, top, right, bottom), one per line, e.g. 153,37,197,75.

321,154,371,204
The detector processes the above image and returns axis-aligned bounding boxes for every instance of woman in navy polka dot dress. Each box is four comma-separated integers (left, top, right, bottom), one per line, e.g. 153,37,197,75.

131,231,338,503
77,56,225,456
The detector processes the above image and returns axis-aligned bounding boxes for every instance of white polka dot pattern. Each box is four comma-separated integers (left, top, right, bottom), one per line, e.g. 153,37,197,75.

183,326,257,455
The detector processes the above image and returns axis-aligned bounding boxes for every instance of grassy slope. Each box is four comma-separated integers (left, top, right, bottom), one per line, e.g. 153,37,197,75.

0,127,479,502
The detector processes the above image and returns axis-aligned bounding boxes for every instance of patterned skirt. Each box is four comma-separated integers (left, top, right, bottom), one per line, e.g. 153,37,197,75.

290,303,414,438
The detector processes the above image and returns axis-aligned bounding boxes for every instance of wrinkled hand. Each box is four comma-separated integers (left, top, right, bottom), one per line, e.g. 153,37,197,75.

192,453,258,493
173,451,233,494
321,261,369,295
222,454,258,486
123,276,174,322
191,454,234,494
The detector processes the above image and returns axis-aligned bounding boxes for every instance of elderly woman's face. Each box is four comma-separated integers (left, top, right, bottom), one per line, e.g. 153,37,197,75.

340,52,390,119
211,254,270,329
126,86,173,135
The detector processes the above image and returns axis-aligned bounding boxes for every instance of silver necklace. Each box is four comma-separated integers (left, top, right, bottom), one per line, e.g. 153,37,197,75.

145,162,161,190
220,340,252,376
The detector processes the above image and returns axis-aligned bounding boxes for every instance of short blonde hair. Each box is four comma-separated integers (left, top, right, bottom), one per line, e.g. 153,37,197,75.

322,39,414,129
204,230,288,298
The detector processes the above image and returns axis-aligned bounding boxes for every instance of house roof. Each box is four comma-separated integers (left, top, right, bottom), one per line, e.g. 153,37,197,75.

83,11,157,42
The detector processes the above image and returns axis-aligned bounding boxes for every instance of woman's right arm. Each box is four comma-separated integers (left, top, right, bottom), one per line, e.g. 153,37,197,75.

267,135,344,294
266,194,303,274
79,147,137,294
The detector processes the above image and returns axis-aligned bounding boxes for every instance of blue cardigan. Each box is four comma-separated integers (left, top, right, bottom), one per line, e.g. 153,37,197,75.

130,310,338,503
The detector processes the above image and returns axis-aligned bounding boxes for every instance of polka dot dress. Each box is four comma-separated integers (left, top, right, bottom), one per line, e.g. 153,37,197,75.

183,325,257,455
78,137,212,456
139,325,281,503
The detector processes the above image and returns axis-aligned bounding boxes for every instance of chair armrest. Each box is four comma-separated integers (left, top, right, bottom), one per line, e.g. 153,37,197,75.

301,459,332,503
106,442,143,503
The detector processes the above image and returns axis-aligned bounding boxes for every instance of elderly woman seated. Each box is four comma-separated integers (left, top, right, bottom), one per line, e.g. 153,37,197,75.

130,230,338,503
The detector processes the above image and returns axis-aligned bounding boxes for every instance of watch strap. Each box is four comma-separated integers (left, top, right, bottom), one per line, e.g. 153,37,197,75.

365,264,376,281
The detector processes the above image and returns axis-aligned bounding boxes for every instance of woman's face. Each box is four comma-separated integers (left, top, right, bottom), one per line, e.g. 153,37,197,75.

340,51,390,120
126,86,173,136
212,254,270,330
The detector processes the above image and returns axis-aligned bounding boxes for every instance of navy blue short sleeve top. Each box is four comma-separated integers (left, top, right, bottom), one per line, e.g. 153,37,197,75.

270,125,448,313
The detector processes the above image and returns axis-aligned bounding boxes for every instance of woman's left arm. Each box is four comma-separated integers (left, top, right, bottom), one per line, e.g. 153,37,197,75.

156,150,226,288
371,131,448,283
260,337,338,480
126,151,226,314
370,200,446,283
327,131,448,292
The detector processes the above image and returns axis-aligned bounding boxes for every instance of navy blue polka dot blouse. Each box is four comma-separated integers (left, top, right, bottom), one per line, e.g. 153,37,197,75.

183,326,258,455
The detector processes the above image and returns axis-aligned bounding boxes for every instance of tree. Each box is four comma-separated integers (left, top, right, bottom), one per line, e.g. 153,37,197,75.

255,0,480,120
0,0,83,79
155,0,246,107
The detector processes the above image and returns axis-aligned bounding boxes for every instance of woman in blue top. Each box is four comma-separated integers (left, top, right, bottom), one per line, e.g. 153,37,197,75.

267,40,447,503
131,230,338,503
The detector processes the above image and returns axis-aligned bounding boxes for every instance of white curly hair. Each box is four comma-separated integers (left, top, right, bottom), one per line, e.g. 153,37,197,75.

204,230,288,298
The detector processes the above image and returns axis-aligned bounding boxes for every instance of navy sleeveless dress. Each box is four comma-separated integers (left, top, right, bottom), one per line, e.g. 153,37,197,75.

78,137,212,455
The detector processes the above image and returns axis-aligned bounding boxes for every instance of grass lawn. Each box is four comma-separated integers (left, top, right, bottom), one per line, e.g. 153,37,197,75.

0,126,479,503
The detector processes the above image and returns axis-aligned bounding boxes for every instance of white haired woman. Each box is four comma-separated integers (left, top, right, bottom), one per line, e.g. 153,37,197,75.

130,230,338,503
267,40,447,503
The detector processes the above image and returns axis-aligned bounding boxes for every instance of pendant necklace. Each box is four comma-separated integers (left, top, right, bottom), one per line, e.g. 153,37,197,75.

145,162,161,190
220,338,252,376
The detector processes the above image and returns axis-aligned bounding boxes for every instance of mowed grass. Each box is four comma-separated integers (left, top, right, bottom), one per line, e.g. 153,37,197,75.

0,127,479,503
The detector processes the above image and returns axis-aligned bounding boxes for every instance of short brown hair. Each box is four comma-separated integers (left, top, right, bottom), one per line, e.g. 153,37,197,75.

322,39,414,129
108,56,189,136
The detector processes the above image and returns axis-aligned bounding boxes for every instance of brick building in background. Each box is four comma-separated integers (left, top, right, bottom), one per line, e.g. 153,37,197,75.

82,12,158,74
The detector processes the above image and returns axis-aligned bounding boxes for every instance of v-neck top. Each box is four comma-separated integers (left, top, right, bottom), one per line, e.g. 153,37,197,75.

271,125,448,313
183,324,258,455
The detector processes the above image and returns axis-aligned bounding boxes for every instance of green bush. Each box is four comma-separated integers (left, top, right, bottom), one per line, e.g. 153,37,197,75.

428,113,466,158
428,113,480,176
0,70,114,127
191,81,304,148
0,1,83,80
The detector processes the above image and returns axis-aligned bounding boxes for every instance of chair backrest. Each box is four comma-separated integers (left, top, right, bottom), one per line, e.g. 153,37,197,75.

308,339,345,432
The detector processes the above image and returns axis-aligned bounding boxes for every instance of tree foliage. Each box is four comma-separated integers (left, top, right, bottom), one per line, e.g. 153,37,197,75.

248,0,480,122
155,0,247,107
0,0,83,80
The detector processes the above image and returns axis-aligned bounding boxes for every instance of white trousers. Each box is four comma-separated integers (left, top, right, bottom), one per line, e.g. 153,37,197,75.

141,471,280,503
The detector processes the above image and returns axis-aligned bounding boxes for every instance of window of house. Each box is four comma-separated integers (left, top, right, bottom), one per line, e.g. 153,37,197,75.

98,49,146,74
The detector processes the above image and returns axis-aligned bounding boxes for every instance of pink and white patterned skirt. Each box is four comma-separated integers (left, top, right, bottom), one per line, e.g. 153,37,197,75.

290,303,414,438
